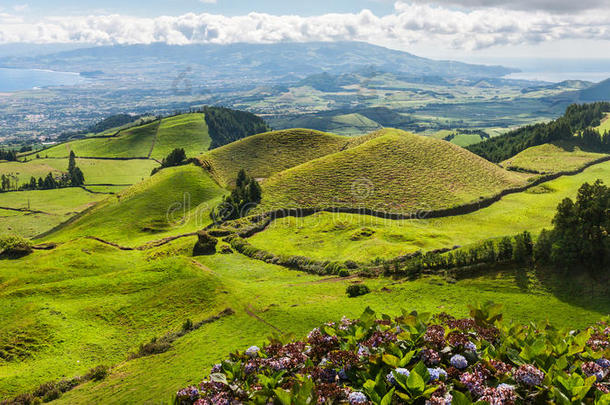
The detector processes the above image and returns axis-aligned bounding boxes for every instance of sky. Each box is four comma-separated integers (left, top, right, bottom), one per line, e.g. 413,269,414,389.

0,0,609,62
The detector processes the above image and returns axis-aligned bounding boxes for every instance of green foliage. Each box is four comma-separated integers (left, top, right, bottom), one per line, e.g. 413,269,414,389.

200,106,270,149
346,284,371,297
161,148,186,168
0,234,33,258
535,180,610,270
468,102,610,162
210,169,262,222
193,231,218,256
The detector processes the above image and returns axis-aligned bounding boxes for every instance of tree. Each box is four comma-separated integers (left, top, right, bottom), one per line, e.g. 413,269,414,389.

29,176,37,190
161,148,186,168
68,151,76,173
513,231,533,263
70,167,85,186
498,237,514,262
210,169,263,222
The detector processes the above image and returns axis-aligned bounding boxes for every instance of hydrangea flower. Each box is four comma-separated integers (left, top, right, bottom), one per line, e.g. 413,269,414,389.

210,363,222,373
596,358,610,368
582,362,605,382
338,368,349,380
428,367,448,381
464,341,477,352
357,345,370,357
450,354,468,369
386,368,410,385
348,391,368,404
514,364,545,386
245,346,260,358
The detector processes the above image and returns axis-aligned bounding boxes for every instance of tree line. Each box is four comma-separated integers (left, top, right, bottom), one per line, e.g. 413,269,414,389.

0,151,85,192
467,102,610,162
198,106,270,149
0,149,18,161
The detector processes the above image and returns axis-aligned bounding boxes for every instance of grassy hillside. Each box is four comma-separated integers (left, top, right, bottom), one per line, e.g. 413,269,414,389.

45,165,225,245
41,121,160,159
595,112,610,134
258,130,528,214
199,129,387,186
249,160,610,262
19,251,607,404
501,141,607,174
150,113,211,160
0,158,157,187
0,188,107,238
0,238,224,399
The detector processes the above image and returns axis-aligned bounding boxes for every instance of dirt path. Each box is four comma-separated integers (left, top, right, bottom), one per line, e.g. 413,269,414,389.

147,119,162,159
83,231,198,251
244,303,283,333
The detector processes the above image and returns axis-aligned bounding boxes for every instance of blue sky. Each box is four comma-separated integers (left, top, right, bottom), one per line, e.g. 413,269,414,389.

5,0,396,18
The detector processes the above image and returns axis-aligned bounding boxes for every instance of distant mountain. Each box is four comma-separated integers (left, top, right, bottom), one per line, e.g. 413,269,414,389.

578,78,610,102
0,42,518,81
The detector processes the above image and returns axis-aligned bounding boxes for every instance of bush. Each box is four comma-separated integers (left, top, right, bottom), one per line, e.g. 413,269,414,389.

182,319,194,332
85,365,109,382
346,284,371,298
193,231,218,256
338,269,350,277
0,235,33,258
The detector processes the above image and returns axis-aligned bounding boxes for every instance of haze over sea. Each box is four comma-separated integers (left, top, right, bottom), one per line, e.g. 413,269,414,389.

0,67,85,92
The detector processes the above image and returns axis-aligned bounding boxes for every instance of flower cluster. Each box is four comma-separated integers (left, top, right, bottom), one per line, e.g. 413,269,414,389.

175,306,610,405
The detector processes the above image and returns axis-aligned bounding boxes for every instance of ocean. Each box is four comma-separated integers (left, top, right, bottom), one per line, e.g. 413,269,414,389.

0,67,86,92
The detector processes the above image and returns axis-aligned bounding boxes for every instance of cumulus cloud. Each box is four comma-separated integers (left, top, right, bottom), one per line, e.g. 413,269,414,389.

409,0,608,14
0,2,608,51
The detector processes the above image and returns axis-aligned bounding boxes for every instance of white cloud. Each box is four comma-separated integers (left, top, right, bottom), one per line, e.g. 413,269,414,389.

0,2,608,53
12,4,29,12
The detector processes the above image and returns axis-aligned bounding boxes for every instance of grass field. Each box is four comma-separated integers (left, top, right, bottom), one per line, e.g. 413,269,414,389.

258,131,529,214
595,112,610,134
151,113,211,160
0,158,158,187
249,160,610,262
199,128,385,186
501,141,607,174
44,165,225,246
39,121,160,159
0,247,602,404
0,188,107,238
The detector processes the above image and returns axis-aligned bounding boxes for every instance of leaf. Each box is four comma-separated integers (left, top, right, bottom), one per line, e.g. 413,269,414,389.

451,391,473,405
552,387,571,405
380,388,395,405
274,388,292,405
406,370,425,394
382,354,400,367
210,373,228,385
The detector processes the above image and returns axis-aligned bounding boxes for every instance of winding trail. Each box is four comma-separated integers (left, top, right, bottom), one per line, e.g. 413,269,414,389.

244,303,283,333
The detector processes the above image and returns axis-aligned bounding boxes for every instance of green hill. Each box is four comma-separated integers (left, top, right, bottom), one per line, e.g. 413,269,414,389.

40,120,160,158
46,165,225,245
199,128,388,186
258,130,529,213
501,141,607,174
150,113,211,160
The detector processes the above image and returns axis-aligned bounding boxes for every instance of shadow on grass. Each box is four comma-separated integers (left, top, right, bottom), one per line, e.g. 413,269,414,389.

535,266,610,316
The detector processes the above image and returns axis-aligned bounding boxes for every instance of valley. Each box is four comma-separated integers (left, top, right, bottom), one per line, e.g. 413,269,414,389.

1,101,609,403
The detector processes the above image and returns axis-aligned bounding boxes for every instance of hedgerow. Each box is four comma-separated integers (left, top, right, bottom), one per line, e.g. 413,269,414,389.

176,303,610,404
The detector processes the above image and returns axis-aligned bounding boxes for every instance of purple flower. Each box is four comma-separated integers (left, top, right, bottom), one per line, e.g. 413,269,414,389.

357,345,370,357
596,358,610,368
245,346,260,358
514,364,545,386
386,367,410,385
428,367,447,381
464,341,477,352
338,368,349,380
210,363,222,373
348,391,368,404
450,354,468,369
582,361,605,382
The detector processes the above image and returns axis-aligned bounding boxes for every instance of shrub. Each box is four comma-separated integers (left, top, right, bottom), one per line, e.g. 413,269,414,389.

0,235,33,258
182,319,194,332
193,231,218,256
338,269,350,277
178,303,610,405
84,365,109,382
346,284,371,297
